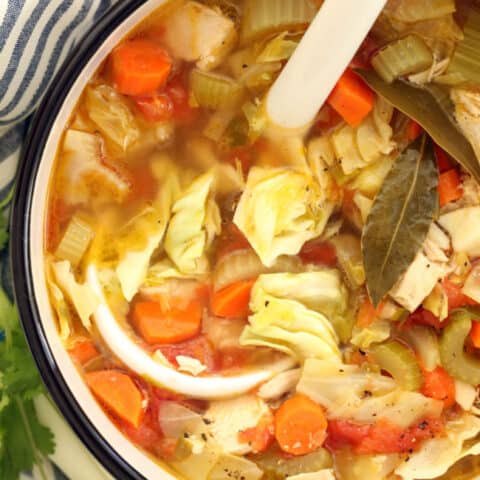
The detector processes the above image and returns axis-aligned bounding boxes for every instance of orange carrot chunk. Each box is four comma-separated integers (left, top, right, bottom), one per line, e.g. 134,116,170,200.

86,370,144,427
327,68,375,127
438,169,463,207
274,394,328,456
421,366,456,409
110,38,172,96
68,339,99,365
471,321,480,349
211,279,256,318
356,299,384,328
132,300,202,345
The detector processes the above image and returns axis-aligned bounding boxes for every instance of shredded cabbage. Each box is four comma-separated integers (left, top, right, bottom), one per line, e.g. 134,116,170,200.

59,129,130,205
256,32,298,63
165,171,221,275
394,414,480,479
251,271,348,317
350,320,391,349
51,261,99,330
114,157,189,300
47,276,72,342
240,277,341,361
297,359,442,428
85,85,140,151
233,167,333,267
331,97,396,175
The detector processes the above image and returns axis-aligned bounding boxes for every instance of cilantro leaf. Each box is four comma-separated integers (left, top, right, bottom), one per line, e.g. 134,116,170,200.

0,286,55,480
0,396,54,479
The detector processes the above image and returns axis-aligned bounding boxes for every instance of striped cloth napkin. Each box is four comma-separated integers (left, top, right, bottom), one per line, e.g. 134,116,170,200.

1,2,116,479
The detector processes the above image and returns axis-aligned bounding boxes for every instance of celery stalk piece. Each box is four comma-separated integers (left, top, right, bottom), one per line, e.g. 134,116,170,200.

369,340,423,391
440,310,480,385
371,34,433,84
190,69,244,109
446,7,480,85
54,216,94,267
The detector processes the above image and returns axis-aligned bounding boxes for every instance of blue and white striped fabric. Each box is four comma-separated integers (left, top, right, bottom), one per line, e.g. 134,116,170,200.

0,2,116,479
0,0,114,201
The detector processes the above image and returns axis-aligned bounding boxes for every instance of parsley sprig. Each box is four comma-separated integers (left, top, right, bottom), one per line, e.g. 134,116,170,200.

0,192,55,479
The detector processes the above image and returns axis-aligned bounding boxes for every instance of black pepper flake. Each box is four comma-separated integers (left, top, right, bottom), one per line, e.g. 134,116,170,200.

323,167,329,172
426,264,431,268
201,433,208,441
242,64,248,68
408,448,413,454
203,418,213,425
363,390,372,398
359,349,366,356
339,369,345,373
265,301,270,307
183,432,190,438
418,421,428,430
405,456,410,462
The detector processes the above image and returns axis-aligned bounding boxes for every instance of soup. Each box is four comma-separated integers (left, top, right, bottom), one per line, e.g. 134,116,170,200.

45,1,480,479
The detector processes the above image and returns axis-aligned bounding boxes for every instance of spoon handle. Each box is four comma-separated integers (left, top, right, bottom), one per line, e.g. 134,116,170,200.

266,0,387,130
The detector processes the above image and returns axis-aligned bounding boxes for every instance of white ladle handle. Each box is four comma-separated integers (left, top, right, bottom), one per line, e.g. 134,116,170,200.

266,0,387,130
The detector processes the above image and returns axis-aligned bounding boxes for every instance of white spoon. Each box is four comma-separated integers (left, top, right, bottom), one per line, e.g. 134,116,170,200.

86,265,295,399
266,0,387,130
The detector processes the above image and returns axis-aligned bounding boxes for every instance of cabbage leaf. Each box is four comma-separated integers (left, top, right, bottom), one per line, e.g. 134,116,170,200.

85,85,140,151
234,167,333,267
350,320,391,349
51,260,99,330
240,275,341,361
394,414,480,479
59,129,130,205
115,161,182,300
297,359,442,428
165,170,221,275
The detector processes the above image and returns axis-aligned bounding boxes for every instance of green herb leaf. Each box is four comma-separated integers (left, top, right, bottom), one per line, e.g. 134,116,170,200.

0,285,55,479
356,69,480,183
362,134,439,306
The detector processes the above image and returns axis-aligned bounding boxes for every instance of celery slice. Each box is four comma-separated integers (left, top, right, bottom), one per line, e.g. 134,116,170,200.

55,216,94,267
439,310,480,385
384,0,456,23
369,340,423,391
446,6,480,85
241,0,317,45
399,324,440,372
190,69,244,109
371,35,433,84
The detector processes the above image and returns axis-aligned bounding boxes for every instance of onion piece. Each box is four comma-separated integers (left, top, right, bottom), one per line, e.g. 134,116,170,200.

158,402,205,439
213,249,302,291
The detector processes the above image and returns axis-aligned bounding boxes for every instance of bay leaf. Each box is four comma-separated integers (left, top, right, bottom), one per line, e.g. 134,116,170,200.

362,134,439,306
356,69,480,183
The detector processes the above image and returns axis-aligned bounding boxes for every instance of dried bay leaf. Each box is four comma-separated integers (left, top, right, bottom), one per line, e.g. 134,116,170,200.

357,69,480,183
362,134,439,306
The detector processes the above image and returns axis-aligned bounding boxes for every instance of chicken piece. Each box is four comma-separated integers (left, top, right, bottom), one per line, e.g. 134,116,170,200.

162,2,237,70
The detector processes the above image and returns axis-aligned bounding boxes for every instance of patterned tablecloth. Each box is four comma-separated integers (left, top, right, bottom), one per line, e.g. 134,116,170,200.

0,2,115,478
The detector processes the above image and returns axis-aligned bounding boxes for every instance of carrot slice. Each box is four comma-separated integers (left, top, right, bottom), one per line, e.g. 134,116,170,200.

211,279,256,318
421,366,456,409
110,38,172,96
327,68,374,127
86,370,143,427
68,339,99,365
356,299,384,328
438,169,463,207
238,412,275,453
275,394,328,456
132,300,202,345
